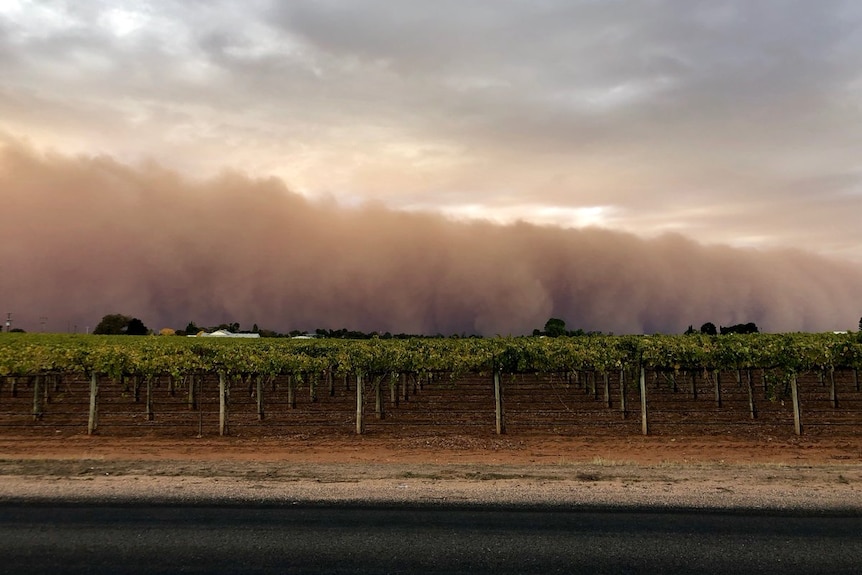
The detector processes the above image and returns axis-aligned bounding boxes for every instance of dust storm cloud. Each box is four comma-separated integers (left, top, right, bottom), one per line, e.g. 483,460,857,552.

1,141,861,335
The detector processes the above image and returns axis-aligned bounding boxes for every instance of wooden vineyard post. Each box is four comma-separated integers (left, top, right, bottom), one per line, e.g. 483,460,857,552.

327,369,335,398
197,376,203,438
494,371,506,435
219,372,229,437
828,367,838,409
188,375,197,411
355,373,364,435
145,377,154,421
854,368,859,392
690,370,698,400
309,373,318,403
746,369,758,419
619,369,627,419
639,366,649,436
32,375,43,421
88,373,99,435
375,376,385,420
402,373,410,402
256,375,265,421
390,373,399,407
287,375,296,409
790,373,802,435
603,372,611,408
713,370,722,408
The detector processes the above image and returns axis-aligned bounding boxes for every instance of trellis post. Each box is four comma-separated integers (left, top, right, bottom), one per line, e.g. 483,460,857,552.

256,375,265,421
746,369,757,419
603,372,611,408
287,375,296,409
494,371,505,435
219,372,229,436
355,373,364,435
639,366,649,436
790,373,802,436
32,375,43,421
87,373,99,435
713,370,722,408
145,376,154,421
828,367,838,409
375,376,385,420
619,368,627,419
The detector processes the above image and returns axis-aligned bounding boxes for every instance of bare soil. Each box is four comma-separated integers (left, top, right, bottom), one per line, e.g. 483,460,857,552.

1,433,861,510
1,371,861,509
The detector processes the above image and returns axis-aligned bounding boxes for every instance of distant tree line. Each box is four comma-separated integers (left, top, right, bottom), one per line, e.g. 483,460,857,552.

532,318,605,338
84,314,862,339
684,322,759,335
167,321,479,339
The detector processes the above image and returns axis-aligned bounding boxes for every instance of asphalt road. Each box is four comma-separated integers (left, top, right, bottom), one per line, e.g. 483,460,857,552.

1,502,860,574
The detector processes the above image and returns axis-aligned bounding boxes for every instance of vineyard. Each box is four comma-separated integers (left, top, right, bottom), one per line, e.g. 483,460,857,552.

1,333,861,438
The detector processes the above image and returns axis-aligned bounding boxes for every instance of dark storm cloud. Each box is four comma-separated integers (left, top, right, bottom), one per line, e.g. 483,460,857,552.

2,142,860,335
1,1,862,261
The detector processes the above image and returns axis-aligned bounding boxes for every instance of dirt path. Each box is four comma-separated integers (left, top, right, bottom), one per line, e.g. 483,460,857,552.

1,434,861,510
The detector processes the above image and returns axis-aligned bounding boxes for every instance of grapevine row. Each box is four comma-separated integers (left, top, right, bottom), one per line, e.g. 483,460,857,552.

2,332,861,378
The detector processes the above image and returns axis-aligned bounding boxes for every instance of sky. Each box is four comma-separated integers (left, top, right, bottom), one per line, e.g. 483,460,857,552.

2,1,862,335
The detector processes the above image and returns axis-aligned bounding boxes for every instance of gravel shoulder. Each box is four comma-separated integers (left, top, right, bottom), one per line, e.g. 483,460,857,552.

2,460,861,512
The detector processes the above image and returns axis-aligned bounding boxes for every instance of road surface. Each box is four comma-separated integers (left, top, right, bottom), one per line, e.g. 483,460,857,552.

1,502,860,574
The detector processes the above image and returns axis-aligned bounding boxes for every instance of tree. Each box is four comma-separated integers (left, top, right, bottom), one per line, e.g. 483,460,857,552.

720,322,759,335
185,321,200,335
544,318,567,338
93,314,132,335
126,318,149,335
700,322,718,336
93,314,149,335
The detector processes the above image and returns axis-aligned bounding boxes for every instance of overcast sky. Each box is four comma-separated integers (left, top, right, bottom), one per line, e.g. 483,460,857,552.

3,0,862,261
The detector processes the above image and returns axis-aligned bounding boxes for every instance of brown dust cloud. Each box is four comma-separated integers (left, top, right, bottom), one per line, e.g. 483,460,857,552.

2,141,861,336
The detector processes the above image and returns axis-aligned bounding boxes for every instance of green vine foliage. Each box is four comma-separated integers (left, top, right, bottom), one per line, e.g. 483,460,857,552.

1,332,860,383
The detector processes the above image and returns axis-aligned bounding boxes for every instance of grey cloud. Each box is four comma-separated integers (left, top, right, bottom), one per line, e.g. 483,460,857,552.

2,1,862,265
